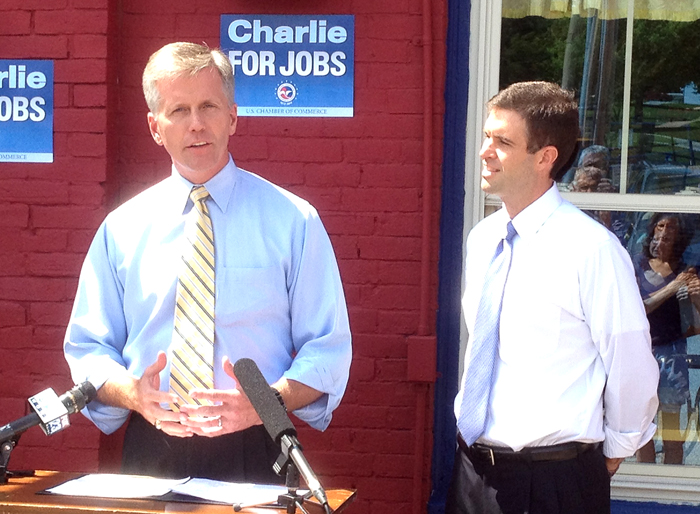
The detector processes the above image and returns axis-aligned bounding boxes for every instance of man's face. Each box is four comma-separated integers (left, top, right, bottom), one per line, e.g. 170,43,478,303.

479,108,551,213
148,67,238,184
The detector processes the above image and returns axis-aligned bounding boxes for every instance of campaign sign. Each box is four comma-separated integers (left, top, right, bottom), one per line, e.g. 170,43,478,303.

220,15,354,117
0,60,53,163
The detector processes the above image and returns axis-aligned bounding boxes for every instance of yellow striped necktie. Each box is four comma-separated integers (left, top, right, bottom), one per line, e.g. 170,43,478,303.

169,185,215,410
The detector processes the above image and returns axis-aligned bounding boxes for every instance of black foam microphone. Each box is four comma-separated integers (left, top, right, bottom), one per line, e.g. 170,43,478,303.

234,358,330,512
0,382,97,444
233,358,296,443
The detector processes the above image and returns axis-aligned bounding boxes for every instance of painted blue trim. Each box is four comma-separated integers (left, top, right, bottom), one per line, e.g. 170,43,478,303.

428,0,471,512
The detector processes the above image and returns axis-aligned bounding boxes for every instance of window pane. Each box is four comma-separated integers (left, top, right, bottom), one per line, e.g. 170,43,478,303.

499,13,700,196
500,14,627,193
582,209,700,465
626,19,700,195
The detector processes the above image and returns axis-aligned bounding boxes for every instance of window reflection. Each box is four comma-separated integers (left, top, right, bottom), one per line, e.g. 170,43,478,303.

501,14,700,196
584,210,700,465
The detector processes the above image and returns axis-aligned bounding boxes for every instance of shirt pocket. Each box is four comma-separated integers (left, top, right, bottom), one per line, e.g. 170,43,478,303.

216,266,289,328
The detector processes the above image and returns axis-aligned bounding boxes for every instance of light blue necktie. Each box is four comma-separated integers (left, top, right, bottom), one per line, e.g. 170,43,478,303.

458,221,517,446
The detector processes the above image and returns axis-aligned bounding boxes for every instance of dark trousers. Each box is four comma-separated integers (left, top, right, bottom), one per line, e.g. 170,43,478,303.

121,413,283,484
445,443,611,514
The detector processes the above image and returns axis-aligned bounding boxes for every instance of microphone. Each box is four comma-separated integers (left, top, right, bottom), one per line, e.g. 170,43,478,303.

233,358,330,512
0,382,97,444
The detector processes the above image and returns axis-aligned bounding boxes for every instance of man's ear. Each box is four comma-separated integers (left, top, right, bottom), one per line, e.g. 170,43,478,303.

147,112,163,146
537,145,558,176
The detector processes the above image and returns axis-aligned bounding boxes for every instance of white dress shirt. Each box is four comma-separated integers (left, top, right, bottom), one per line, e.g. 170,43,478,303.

455,185,659,458
64,157,352,434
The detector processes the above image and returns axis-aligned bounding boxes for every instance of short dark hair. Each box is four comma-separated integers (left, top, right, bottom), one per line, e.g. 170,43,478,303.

487,81,580,181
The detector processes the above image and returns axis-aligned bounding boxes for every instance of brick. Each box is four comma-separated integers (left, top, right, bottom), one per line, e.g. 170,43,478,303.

68,132,107,157
28,252,84,277
356,39,413,63
0,179,69,204
376,212,423,237
175,13,220,37
304,163,361,188
74,84,108,107
69,183,106,207
0,203,29,227
54,83,71,108
71,34,108,59
0,0,67,7
359,163,423,188
0,277,68,301
377,261,422,285
322,213,375,236
352,334,406,358
362,14,422,40
337,259,379,284
21,229,70,253
0,35,69,58
121,13,177,39
28,157,108,182
0,11,30,35
35,10,109,35
378,310,416,334
31,205,105,229
54,108,107,133
67,228,98,253
0,301,26,327
55,59,108,84
269,138,343,163
229,136,269,161
348,356,376,382
344,139,403,165
72,0,108,8
357,236,421,261
342,188,421,213
0,326,34,350
348,307,378,333
0,252,26,276
375,358,408,381
374,454,415,477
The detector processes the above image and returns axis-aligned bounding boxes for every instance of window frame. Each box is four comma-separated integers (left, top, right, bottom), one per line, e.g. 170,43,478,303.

464,0,700,502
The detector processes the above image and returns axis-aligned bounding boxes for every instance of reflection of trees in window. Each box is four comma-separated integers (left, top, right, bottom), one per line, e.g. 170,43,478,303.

501,14,700,192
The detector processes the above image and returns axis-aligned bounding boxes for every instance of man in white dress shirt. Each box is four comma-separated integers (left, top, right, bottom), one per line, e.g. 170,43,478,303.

446,81,659,514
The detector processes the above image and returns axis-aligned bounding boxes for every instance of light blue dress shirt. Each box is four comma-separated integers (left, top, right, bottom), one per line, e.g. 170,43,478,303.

64,157,352,434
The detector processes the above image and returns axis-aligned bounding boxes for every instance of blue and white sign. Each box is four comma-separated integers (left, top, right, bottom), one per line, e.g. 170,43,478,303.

221,15,354,117
0,60,53,163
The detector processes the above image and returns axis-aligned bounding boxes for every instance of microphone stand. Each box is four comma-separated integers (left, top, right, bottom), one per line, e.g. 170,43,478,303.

275,458,310,514
0,437,34,484
273,435,333,514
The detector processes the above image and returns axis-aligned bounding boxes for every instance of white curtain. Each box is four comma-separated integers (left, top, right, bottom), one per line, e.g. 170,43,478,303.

502,0,700,21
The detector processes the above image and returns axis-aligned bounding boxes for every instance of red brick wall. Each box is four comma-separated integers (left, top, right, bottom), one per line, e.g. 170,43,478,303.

0,1,445,512
0,0,111,472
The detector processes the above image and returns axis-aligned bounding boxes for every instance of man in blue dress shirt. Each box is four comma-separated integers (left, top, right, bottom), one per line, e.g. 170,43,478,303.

63,42,352,482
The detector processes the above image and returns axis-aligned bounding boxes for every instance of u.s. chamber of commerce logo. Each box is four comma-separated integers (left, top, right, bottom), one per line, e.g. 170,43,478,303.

276,82,297,105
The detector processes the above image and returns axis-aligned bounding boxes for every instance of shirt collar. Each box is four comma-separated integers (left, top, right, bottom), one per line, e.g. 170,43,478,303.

171,155,238,214
509,183,563,239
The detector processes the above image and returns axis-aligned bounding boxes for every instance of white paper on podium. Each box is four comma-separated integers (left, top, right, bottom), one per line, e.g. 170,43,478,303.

45,473,190,498
170,478,298,508
44,473,306,508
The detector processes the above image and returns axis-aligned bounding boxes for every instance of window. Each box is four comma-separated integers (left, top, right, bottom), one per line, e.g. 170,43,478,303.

464,0,700,502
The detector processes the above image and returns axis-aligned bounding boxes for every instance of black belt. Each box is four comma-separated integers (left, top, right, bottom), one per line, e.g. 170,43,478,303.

457,434,600,465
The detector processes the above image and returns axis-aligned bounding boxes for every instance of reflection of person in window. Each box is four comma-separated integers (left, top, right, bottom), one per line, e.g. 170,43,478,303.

634,213,700,464
569,166,615,227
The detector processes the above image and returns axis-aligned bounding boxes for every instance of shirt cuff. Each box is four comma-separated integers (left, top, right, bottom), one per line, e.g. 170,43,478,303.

603,423,657,458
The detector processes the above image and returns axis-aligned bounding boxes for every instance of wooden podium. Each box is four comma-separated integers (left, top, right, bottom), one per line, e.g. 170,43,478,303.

0,471,356,514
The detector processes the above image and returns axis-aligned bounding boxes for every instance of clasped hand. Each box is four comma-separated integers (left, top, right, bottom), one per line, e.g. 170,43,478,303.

136,352,263,438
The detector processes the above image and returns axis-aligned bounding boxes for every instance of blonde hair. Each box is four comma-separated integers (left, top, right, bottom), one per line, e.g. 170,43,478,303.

142,42,234,113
